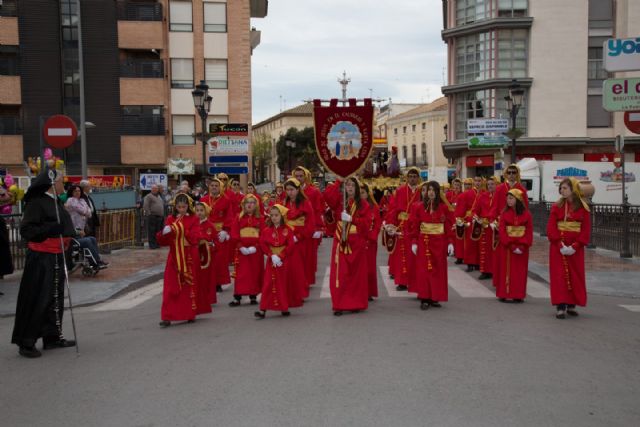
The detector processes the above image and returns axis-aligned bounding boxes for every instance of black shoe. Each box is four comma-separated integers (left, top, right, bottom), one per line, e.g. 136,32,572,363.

229,300,241,307
556,310,566,319
350,310,361,314
187,319,195,323
99,261,109,266
159,320,171,328
513,299,524,304
466,265,474,272
478,273,492,280
454,259,463,265
19,346,42,358
499,298,509,303
254,311,266,319
43,339,76,350
249,298,258,305
567,308,579,316
396,285,408,291
420,302,430,311
281,311,290,317
333,311,343,316
368,297,374,301
430,301,442,308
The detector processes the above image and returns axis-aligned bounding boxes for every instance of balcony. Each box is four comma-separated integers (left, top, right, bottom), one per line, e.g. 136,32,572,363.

117,1,162,21
117,2,164,50
121,115,165,136
0,116,21,135
120,59,163,78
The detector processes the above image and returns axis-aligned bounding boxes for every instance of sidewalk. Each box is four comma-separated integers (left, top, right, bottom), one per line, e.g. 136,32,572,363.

0,246,168,317
528,234,640,299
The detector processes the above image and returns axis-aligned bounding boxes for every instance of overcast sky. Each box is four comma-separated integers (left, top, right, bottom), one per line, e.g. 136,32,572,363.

250,0,446,123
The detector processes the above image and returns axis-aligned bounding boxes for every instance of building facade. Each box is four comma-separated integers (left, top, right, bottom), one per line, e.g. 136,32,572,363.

441,0,640,178
0,0,267,185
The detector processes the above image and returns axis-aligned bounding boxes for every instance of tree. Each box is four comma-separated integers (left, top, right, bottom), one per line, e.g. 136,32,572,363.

276,127,321,177
251,132,272,184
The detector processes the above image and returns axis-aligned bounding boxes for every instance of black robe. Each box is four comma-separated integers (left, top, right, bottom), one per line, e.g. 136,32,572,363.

0,215,13,276
11,193,76,348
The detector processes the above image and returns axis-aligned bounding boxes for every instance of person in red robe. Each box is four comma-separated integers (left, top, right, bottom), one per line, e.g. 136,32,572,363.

446,178,464,264
194,201,218,305
200,178,233,291
385,189,396,278
408,181,455,310
546,178,591,319
245,182,265,215
293,166,325,285
495,189,533,303
275,182,285,204
384,167,421,291
324,177,371,315
454,176,484,272
229,194,265,306
474,176,499,281
360,182,381,300
255,204,297,318
283,177,316,299
157,194,206,327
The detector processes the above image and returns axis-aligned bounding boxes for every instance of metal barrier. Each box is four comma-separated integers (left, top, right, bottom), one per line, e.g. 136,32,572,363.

529,201,640,257
95,208,139,251
1,214,25,271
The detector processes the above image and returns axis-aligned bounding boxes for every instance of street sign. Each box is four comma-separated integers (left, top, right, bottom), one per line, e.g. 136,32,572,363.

208,155,249,164
467,118,509,133
603,78,640,111
43,115,78,149
209,123,249,134
615,135,625,153
467,135,508,149
624,111,640,134
207,135,249,154
208,166,249,175
604,38,640,72
139,173,167,190
420,170,429,180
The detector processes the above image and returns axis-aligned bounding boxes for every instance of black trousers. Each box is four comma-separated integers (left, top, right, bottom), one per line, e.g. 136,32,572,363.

147,215,164,249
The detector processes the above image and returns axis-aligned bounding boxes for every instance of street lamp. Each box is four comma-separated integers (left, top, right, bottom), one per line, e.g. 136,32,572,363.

192,80,213,177
504,79,525,163
285,139,296,176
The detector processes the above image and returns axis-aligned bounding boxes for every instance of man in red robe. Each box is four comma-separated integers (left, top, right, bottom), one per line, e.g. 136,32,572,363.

200,178,233,290
474,176,499,280
454,176,484,272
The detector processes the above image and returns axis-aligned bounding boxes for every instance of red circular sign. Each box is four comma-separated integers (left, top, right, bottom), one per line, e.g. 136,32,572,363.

43,115,78,149
624,111,640,135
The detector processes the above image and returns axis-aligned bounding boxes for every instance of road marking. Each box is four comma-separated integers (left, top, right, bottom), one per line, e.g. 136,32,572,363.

320,267,331,299
92,280,163,311
447,267,495,298
526,279,550,298
619,305,640,312
379,266,411,297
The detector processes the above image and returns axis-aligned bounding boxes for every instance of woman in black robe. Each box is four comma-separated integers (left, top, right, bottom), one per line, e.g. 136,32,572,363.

11,170,77,358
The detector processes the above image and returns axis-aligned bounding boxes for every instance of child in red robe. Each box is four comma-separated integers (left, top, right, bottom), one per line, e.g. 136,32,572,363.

360,182,381,300
194,202,218,305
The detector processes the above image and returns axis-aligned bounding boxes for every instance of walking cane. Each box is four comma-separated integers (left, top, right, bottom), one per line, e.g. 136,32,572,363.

48,170,80,354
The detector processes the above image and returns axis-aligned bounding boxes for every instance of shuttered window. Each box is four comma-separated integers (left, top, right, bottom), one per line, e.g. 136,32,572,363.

205,59,228,89
171,59,193,88
204,3,226,32
170,1,192,32
172,116,195,145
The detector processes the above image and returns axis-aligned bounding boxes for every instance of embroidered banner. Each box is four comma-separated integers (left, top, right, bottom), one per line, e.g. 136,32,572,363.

313,99,374,179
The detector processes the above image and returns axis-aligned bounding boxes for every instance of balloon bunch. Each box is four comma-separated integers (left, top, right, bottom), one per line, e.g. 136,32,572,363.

0,174,25,215
26,148,65,175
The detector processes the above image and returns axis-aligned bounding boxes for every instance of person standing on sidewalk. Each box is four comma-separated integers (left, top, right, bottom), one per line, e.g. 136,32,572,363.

143,185,165,249
546,178,591,319
79,180,100,237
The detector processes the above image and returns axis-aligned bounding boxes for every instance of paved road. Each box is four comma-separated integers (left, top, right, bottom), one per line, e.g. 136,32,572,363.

1,240,639,427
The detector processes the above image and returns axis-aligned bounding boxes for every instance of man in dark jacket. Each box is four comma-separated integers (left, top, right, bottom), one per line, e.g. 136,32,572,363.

79,180,100,237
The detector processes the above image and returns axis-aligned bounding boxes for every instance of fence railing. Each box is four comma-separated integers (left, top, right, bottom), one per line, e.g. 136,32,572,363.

120,59,164,78
529,201,640,257
117,1,162,21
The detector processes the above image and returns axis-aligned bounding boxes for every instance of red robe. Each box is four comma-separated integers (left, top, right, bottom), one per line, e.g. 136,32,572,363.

447,190,464,260
385,184,421,286
303,183,325,284
284,198,315,298
325,183,371,311
474,190,497,274
259,224,296,312
365,200,382,298
200,193,232,286
156,214,208,321
546,202,590,307
454,188,482,266
195,218,219,304
230,214,265,296
496,208,533,300
408,201,454,302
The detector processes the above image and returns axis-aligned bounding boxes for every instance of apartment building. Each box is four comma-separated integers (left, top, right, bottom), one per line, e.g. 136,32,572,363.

441,0,640,178
0,0,267,184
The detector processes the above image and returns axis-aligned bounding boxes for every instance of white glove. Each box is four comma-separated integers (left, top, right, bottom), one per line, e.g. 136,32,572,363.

218,230,230,242
312,231,323,239
341,211,352,222
271,254,282,267
293,235,299,243
386,227,396,236
239,247,249,255
513,247,523,255
411,244,418,255
561,244,575,256
162,225,171,235
456,218,464,227
246,246,257,255
489,222,497,231
447,243,454,256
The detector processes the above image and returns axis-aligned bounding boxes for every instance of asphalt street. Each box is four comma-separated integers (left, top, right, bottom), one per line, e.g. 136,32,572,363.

1,239,639,427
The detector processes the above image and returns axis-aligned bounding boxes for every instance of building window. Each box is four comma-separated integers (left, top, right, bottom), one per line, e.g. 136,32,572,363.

0,0,18,17
588,0,613,29
497,29,528,78
204,2,227,32
0,46,19,76
402,146,408,163
394,128,398,135
456,0,490,26
122,106,164,135
456,31,495,84
411,144,417,166
205,59,228,89
587,95,611,128
588,46,608,81
171,59,193,88
497,0,528,18
403,126,407,134
169,1,192,32
422,122,426,130
412,124,416,132
455,88,527,140
421,143,427,166
172,115,195,145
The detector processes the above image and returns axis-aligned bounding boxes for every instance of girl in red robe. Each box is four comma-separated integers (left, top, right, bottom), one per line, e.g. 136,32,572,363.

324,178,371,315
201,178,233,291
496,189,533,303
546,178,591,319
360,182,381,300
474,176,499,281
255,204,297,318
194,202,218,305
447,178,464,264
229,194,265,307
283,177,315,299
157,194,205,327
408,181,455,310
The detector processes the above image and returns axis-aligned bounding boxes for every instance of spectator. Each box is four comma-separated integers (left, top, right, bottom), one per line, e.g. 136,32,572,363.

79,180,100,237
143,184,165,249
64,185,108,268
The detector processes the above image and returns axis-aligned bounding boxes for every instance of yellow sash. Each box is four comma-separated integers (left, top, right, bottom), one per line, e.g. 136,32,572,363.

420,223,444,235
240,227,260,238
398,212,409,221
336,221,358,235
289,217,305,226
270,245,285,255
213,222,224,232
506,225,526,237
558,221,581,232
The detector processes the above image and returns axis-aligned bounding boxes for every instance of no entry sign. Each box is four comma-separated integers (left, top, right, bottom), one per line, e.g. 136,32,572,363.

43,115,78,148
624,111,640,134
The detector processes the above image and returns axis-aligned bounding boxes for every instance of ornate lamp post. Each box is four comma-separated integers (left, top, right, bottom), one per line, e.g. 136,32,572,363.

191,80,213,176
504,79,525,163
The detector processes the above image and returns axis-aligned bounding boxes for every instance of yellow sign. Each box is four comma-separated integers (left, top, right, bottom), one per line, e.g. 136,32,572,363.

373,138,387,146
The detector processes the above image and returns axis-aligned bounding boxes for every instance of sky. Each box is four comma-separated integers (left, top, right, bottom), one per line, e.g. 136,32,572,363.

250,0,447,124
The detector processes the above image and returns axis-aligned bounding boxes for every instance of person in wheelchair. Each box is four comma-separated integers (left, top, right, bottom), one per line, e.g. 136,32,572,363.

73,230,108,270
65,185,108,270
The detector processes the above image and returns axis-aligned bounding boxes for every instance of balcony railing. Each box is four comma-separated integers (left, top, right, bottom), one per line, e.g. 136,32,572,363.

117,1,162,21
0,116,21,135
121,115,165,136
120,59,164,78
0,0,18,17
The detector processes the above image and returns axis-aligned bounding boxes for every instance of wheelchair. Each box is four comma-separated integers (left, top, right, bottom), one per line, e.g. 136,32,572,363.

69,238,101,277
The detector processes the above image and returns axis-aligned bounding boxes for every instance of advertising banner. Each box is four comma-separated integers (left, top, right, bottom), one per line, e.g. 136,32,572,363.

65,175,129,188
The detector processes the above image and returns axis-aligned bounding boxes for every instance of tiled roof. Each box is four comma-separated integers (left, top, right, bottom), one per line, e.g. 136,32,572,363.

253,103,314,128
387,97,448,123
